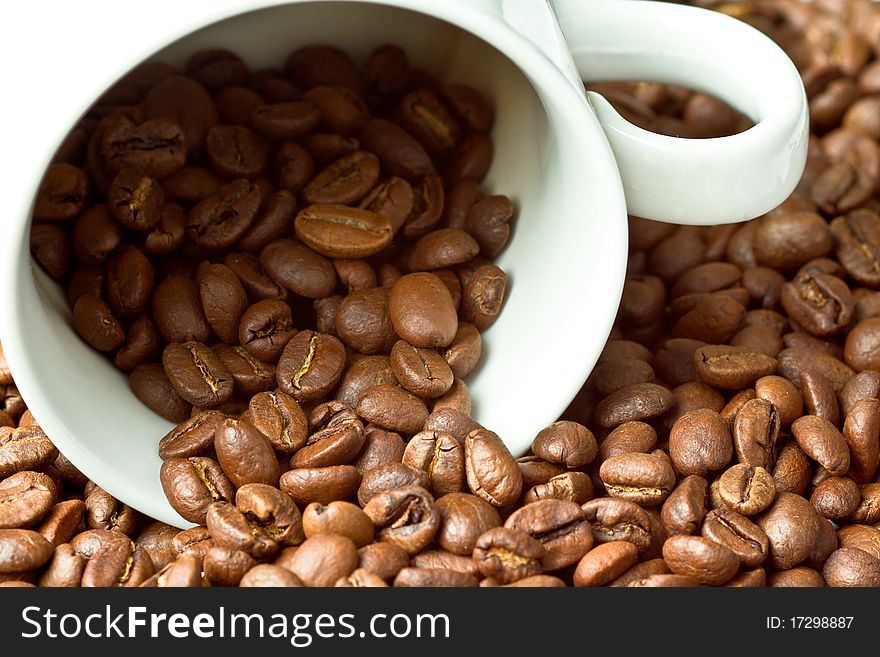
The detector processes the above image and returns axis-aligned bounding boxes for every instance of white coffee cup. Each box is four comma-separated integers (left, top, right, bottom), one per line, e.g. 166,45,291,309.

0,0,807,527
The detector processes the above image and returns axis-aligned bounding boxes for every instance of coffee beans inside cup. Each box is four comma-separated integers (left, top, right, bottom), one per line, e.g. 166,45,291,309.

5,0,880,587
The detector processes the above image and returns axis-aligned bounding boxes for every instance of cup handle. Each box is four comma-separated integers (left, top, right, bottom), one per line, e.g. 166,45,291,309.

551,0,808,225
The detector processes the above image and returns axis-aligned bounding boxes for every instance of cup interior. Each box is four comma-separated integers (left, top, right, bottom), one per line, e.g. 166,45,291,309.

13,0,627,526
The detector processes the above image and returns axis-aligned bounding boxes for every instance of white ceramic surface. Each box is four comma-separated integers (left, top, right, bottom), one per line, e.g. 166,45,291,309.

0,0,806,527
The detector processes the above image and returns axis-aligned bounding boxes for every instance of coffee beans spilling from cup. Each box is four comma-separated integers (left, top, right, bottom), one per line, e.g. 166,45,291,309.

3,0,880,587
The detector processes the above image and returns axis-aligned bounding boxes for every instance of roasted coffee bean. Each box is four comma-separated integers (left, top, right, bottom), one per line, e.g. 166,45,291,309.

214,418,279,488
260,239,337,299
280,465,361,506
573,540,639,587
113,315,161,372
531,421,597,469
84,487,136,535
363,485,439,555
504,499,594,571
238,299,296,362
294,204,392,259
39,544,86,587
0,426,58,480
434,492,501,556
781,271,854,337
662,535,739,586
37,500,86,548
238,564,302,588
753,211,833,271
283,533,359,588
523,472,594,505
0,471,56,529
811,476,861,519
277,330,347,402
357,384,429,434
732,398,780,470
840,371,880,418
843,397,880,483
33,162,89,221
158,411,224,460
212,344,276,397
850,483,880,524
357,464,428,508
669,408,733,477
581,497,654,554
72,295,125,352
823,547,880,587
129,363,192,422
830,210,880,286
717,464,776,516
105,244,154,320
160,457,234,525
100,115,186,179
464,429,522,507
800,370,841,426
757,492,822,570
402,431,464,496
694,345,778,390
660,475,708,536
594,383,675,429
791,415,851,476
0,529,55,574
242,391,307,456
702,507,769,569
187,178,262,250
290,415,365,469
196,263,249,345
335,287,397,354
206,502,277,560
389,340,454,399
152,275,212,344
778,347,854,393
358,118,433,181
29,224,71,281
388,273,458,349
357,542,409,582
162,342,233,408
845,318,880,372
302,501,373,547
472,527,544,584
460,264,506,331
599,453,676,506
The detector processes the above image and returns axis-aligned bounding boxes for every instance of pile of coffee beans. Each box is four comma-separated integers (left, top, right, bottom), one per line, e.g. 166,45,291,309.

2,0,880,587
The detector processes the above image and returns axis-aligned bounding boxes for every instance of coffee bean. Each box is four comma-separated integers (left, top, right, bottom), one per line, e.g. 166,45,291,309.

823,546,880,586
0,426,58,480
356,384,429,435
0,471,56,529
811,476,861,519
160,457,234,525
358,118,433,181
757,492,822,569
388,273,458,348
717,464,776,515
594,383,675,429
162,342,233,408
504,499,594,571
701,507,769,569
778,347,855,393
290,414,365,469
284,532,359,587
830,209,880,286
280,465,361,507
800,370,841,425
472,527,544,584
662,535,739,585
599,453,676,506
850,483,880,523
363,485,439,555
573,541,639,587
781,271,854,337
660,475,708,536
105,244,154,320
238,564,302,588
464,429,522,507
214,418,280,488
276,330,346,402
791,415,851,475
843,397,880,483
389,340,454,399
669,408,733,477
72,295,125,352
129,363,192,422
335,287,397,354
101,115,186,179
694,345,778,389
260,239,337,298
